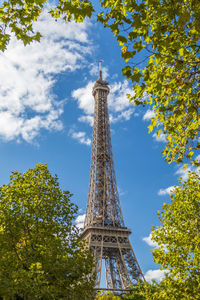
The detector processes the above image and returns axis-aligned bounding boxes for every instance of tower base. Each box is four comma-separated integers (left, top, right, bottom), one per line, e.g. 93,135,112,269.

81,226,145,290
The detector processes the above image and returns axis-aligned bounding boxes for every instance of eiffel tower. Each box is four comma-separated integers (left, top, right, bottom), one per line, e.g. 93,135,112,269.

81,62,145,292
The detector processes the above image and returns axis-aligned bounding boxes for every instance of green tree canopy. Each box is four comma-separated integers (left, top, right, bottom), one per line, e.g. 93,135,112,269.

151,170,200,298
0,0,94,51
94,282,164,300
98,0,200,165
0,163,94,299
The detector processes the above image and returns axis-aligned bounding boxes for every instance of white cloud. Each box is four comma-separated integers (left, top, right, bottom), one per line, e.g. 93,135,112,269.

195,154,200,162
143,233,158,248
69,129,91,146
175,155,200,181
143,110,167,143
108,80,134,113
110,108,135,123
75,213,85,229
145,269,169,283
0,8,92,143
118,186,126,196
78,115,94,126
158,186,175,196
72,81,94,115
153,132,167,143
34,11,89,44
143,109,156,121
175,165,195,181
177,166,188,180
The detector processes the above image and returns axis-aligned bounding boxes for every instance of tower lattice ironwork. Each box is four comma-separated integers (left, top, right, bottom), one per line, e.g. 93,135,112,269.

81,64,144,292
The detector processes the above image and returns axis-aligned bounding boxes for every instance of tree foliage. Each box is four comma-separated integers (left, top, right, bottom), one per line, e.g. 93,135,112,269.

0,163,94,299
94,282,166,300
0,0,94,51
151,170,200,298
95,291,121,299
95,276,200,300
98,0,200,164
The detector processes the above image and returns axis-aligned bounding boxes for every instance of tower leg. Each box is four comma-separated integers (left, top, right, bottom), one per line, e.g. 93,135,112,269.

105,257,113,289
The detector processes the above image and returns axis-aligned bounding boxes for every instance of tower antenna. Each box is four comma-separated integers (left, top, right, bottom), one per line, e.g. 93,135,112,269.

99,59,103,79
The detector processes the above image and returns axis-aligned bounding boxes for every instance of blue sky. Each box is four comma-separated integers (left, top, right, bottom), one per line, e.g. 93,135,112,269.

0,6,193,283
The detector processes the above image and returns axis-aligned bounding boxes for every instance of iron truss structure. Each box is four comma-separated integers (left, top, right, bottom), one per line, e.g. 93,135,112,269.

81,66,145,292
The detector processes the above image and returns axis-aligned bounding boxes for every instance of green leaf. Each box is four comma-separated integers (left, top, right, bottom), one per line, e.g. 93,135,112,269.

117,35,127,45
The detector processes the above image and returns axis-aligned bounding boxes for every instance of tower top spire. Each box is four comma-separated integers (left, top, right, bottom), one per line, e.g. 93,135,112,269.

99,60,102,79
93,59,109,96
